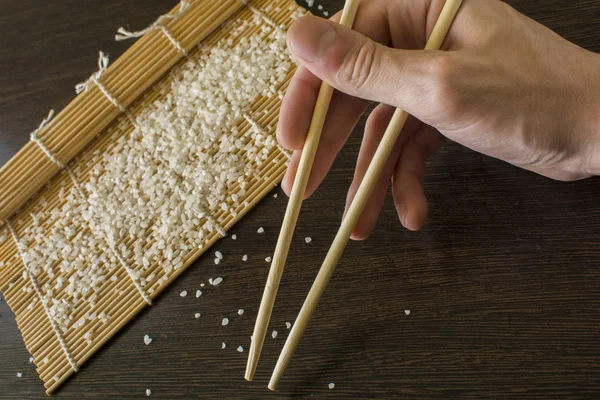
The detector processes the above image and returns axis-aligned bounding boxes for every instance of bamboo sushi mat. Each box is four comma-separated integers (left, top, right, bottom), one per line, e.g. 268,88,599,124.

0,0,307,394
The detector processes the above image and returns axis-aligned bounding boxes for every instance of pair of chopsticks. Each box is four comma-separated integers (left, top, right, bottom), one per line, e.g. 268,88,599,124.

246,0,464,390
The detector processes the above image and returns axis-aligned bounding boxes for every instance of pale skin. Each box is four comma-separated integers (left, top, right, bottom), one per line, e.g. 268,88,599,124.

277,0,600,239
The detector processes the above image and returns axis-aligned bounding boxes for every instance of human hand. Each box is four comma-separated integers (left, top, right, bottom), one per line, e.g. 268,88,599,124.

277,0,600,238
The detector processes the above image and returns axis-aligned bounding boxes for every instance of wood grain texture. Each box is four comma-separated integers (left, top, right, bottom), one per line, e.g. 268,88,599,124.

1,0,599,399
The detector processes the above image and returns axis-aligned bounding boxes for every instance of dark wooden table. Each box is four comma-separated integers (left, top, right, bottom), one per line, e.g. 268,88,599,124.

1,0,600,398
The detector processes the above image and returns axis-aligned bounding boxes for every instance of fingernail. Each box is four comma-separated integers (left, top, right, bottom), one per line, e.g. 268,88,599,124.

281,175,291,195
288,17,336,62
397,204,407,227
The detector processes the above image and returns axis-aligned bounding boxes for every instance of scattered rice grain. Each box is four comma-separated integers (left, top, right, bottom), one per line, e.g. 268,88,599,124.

257,227,264,234
17,372,22,378
329,382,335,390
180,290,188,297
146,388,152,396
144,334,153,345
237,346,244,352
196,289,202,298
238,309,244,315
215,250,223,260
265,256,272,262
242,255,248,262
272,330,278,338
221,342,227,349
305,237,312,244
404,309,410,315
222,317,229,326
286,322,291,329
212,277,223,286
195,313,202,319
231,234,237,240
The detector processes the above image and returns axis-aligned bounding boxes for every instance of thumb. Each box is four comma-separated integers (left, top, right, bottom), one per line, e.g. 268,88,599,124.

287,15,444,118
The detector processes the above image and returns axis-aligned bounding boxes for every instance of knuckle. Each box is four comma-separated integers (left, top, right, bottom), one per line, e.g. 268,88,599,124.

430,54,458,83
337,40,379,93
426,54,466,119
429,55,460,96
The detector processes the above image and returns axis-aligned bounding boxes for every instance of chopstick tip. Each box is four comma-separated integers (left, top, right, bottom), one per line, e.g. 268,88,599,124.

245,362,256,382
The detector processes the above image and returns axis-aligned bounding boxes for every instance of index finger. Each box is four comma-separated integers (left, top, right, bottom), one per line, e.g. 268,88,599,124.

277,2,391,196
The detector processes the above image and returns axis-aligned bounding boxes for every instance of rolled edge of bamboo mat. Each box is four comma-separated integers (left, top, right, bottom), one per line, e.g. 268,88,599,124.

0,0,245,226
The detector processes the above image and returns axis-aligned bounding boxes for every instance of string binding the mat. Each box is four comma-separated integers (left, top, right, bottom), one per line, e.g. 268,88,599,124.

115,1,190,56
242,0,286,32
6,220,80,373
192,206,227,238
29,110,65,169
75,51,126,113
242,113,292,160
66,167,153,306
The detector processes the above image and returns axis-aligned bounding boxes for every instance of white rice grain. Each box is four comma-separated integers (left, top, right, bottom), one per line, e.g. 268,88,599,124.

146,388,152,396
286,322,291,329
257,227,264,234
196,289,202,298
215,250,223,260
222,317,230,326
328,382,335,390
272,330,278,338
212,277,223,286
195,313,202,319
404,310,410,315
144,334,153,345
305,237,312,244
265,256,272,262
242,255,248,262
237,346,244,353
180,290,188,297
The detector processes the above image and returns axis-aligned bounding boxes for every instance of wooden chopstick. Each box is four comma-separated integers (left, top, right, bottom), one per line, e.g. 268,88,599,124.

267,0,464,390
245,0,361,382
